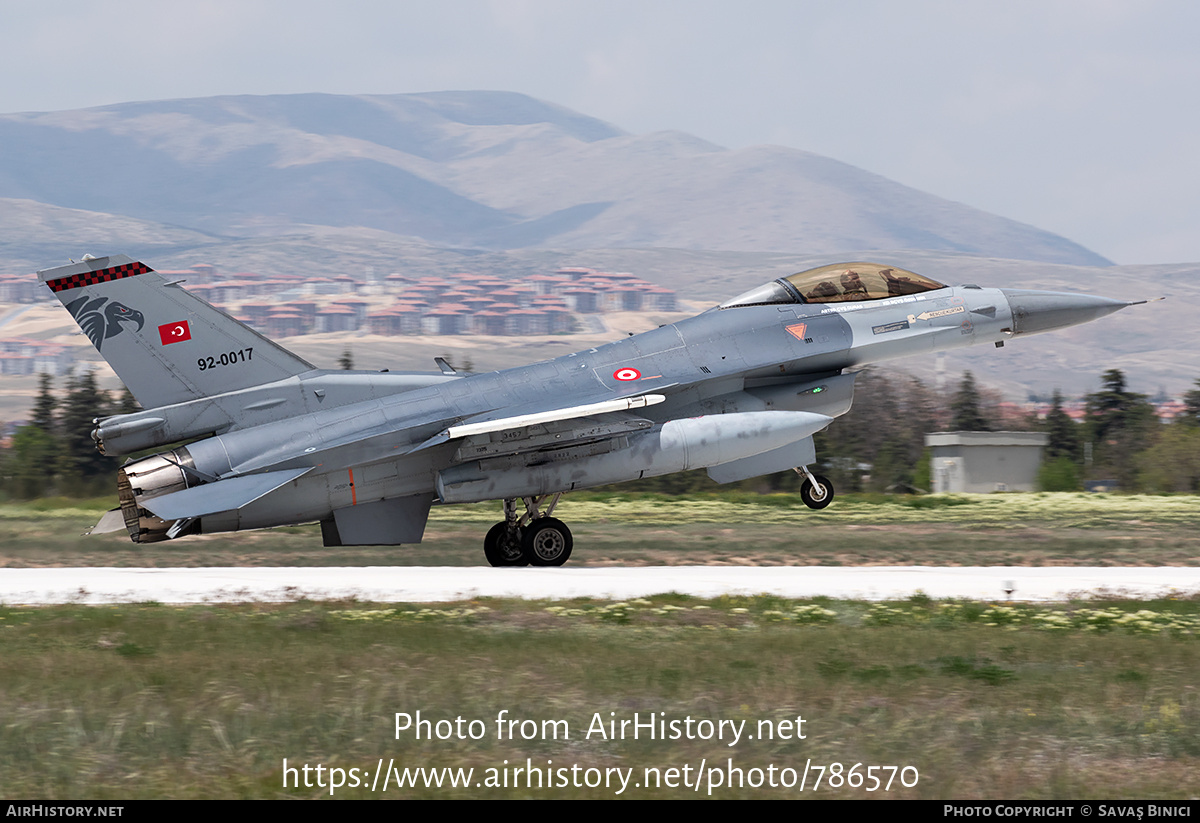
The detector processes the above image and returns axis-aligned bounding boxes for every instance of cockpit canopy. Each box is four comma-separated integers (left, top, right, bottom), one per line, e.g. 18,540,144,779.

720,262,947,308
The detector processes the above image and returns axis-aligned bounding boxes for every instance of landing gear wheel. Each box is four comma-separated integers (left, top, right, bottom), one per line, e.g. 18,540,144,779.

800,475,834,509
484,522,527,567
523,517,573,567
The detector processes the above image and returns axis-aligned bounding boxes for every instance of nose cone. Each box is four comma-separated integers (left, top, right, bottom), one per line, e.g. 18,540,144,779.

1001,289,1131,336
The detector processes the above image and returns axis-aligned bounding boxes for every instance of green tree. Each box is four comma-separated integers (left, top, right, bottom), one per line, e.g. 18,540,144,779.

1137,425,1200,492
3,425,59,498
31,373,57,432
3,374,63,498
950,371,990,432
1180,379,1200,428
57,370,113,495
1043,389,1080,462
1038,456,1081,491
1083,369,1158,489
872,438,914,492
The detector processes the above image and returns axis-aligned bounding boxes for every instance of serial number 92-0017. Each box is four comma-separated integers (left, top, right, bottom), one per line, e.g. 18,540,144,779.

198,348,253,371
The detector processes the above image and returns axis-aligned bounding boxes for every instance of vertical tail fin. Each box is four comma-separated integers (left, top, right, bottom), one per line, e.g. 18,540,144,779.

39,255,314,408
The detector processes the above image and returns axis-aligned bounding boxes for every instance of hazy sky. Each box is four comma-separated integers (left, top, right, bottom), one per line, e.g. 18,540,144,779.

3,0,1197,265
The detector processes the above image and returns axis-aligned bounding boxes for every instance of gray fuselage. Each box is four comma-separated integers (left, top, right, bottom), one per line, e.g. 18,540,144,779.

162,283,1013,534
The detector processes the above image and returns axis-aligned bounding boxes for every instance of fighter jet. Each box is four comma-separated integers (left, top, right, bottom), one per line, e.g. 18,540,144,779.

40,255,1134,566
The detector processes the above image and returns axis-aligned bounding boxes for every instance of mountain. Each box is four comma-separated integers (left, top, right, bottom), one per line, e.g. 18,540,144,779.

0,199,221,272
0,91,1109,265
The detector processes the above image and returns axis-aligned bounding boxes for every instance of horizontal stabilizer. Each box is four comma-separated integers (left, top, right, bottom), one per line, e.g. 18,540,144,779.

88,507,127,535
141,468,311,520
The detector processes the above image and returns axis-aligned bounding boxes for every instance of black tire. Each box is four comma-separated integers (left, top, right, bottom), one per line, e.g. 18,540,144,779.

523,517,573,567
800,475,834,509
484,522,527,566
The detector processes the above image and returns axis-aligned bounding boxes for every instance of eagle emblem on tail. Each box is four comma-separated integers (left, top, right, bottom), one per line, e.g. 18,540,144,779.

64,296,145,351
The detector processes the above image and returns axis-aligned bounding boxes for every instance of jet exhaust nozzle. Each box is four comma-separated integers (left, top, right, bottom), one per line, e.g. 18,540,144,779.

116,450,201,543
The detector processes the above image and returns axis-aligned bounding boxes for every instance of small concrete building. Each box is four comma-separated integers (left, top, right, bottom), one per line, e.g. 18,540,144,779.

925,431,1048,493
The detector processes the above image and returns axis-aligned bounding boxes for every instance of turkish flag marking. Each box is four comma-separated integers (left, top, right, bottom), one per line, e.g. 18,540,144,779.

158,321,192,345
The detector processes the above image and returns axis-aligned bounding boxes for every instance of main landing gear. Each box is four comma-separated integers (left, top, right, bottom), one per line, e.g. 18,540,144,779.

795,466,834,510
484,494,574,567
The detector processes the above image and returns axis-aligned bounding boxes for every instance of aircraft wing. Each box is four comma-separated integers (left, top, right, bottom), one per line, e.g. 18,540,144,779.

140,468,312,521
136,392,667,526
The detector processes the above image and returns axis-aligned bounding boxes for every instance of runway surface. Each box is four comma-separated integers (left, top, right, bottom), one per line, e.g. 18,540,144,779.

2,566,1198,604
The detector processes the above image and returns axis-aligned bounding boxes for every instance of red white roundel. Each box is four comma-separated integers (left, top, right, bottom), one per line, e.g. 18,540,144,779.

613,367,641,381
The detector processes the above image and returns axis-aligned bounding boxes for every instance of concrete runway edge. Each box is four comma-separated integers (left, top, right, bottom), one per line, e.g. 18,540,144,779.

2,566,1199,605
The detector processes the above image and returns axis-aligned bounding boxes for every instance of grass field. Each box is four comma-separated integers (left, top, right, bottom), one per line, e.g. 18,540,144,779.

1,594,1198,799
3,491,1200,568
3,492,1198,799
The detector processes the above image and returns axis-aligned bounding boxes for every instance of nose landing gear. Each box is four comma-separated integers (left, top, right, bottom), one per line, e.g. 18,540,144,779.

795,466,834,510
